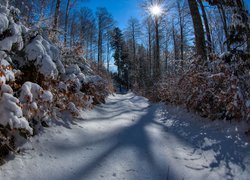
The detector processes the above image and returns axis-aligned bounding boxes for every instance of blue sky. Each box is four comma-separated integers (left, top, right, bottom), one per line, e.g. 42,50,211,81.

82,0,250,30
79,0,250,72
81,0,143,72
82,0,143,30
246,0,250,11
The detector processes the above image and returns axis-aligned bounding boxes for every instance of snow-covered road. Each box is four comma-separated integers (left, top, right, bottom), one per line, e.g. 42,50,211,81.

0,93,249,180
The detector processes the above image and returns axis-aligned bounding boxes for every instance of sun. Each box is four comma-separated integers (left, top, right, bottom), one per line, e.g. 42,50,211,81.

149,5,163,17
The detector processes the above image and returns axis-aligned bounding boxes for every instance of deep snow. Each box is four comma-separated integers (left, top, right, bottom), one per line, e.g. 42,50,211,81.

0,93,249,180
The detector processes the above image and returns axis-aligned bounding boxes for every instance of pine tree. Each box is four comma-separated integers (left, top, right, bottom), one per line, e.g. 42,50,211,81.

110,27,129,90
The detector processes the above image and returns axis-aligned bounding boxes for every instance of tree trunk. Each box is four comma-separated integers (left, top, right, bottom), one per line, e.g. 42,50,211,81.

53,0,61,42
198,0,212,54
177,1,184,64
188,0,207,60
172,21,178,61
238,0,250,52
90,33,94,61
147,20,152,78
64,0,71,47
98,27,103,70
107,39,110,72
154,17,161,78
39,0,46,22
132,26,137,85
165,36,168,71
217,3,230,51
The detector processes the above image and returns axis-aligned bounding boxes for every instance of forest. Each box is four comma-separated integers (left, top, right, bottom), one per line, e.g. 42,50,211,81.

9,0,249,121
0,0,249,179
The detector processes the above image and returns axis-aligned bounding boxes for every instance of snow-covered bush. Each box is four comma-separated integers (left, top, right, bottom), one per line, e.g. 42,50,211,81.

58,51,113,116
0,85,32,134
19,82,53,127
0,3,24,52
23,35,65,79
155,52,250,121
0,1,65,82
0,40,32,135
54,83,93,117
0,0,113,162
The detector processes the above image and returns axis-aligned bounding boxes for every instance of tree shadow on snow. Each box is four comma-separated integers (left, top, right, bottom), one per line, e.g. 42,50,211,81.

53,104,172,180
153,105,250,179
51,94,249,180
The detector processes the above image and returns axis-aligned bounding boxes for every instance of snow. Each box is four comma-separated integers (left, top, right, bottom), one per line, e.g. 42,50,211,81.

0,92,32,134
19,82,53,122
0,13,8,34
4,69,15,82
24,35,65,78
65,64,81,75
246,100,250,108
1,84,13,94
0,0,9,7
86,75,103,84
0,20,23,52
58,81,68,92
67,102,80,116
0,93,249,180
19,82,42,103
41,90,53,102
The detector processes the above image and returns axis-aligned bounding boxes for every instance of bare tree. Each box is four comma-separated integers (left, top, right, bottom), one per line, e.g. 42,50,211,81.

79,7,97,60
197,0,212,54
154,13,161,78
172,20,178,61
176,0,184,62
217,3,230,51
96,8,114,69
125,18,142,85
145,17,154,78
64,0,72,46
64,0,88,47
187,0,207,59
51,0,61,42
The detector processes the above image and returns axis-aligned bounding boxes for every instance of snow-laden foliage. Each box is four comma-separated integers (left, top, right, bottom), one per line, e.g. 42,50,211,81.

23,35,65,78
19,82,53,124
0,85,32,134
0,1,113,161
0,44,32,135
62,50,113,106
0,2,24,53
0,1,65,79
155,52,250,121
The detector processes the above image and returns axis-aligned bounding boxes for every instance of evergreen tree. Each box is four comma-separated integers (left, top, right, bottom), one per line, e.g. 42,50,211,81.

110,27,129,90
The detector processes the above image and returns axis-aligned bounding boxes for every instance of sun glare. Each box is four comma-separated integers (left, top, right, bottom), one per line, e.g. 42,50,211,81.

149,5,163,16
